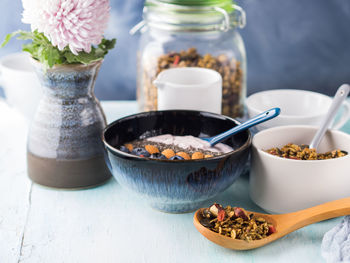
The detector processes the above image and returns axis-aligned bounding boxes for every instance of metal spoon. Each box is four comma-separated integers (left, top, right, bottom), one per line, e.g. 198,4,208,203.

310,84,350,149
193,196,350,250
201,108,280,146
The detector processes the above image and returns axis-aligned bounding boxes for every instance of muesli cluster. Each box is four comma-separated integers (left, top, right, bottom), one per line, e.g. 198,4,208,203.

199,204,276,242
141,47,244,117
266,143,347,160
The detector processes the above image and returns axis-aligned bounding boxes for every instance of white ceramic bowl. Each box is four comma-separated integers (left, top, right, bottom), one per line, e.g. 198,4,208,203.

249,125,350,214
246,89,350,131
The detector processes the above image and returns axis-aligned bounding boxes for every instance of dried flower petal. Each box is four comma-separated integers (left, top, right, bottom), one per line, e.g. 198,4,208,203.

234,207,249,221
268,225,276,234
217,209,226,222
209,203,220,216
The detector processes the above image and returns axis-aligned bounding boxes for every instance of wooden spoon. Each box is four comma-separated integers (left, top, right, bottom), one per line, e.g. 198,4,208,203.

193,197,350,250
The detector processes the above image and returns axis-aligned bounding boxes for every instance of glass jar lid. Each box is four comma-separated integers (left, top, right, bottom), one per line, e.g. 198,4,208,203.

152,0,233,9
130,0,246,34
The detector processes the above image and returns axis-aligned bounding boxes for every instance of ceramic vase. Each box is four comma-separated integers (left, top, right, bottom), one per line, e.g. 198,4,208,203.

27,59,111,188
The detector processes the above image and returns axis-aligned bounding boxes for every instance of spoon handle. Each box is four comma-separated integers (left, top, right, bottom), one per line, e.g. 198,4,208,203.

309,84,350,149
207,108,280,146
278,196,350,234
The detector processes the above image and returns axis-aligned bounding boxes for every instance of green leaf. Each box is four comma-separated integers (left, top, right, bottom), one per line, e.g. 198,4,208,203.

1,30,116,69
46,47,60,68
22,43,36,54
16,31,35,40
0,30,22,48
64,51,79,64
99,38,117,51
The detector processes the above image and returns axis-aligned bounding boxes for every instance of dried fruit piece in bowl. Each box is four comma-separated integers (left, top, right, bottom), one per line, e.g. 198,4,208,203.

145,144,160,154
162,149,175,159
176,152,191,160
192,152,204,160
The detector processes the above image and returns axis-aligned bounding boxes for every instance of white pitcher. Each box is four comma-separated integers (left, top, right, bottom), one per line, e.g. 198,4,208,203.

153,67,222,114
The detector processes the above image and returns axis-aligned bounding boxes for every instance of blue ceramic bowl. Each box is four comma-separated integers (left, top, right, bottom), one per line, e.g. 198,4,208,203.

103,110,251,213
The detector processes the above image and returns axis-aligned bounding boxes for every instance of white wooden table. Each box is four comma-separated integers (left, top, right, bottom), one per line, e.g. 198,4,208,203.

1,100,349,263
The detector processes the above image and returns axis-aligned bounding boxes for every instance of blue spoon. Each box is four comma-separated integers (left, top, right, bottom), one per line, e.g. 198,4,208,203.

202,108,281,146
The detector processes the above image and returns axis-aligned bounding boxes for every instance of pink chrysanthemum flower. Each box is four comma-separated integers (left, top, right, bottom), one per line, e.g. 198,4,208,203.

22,0,110,55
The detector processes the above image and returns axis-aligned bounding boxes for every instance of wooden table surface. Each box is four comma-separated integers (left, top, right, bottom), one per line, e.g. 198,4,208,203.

1,100,349,263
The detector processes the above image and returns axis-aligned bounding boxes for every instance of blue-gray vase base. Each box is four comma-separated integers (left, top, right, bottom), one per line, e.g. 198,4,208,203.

27,151,111,189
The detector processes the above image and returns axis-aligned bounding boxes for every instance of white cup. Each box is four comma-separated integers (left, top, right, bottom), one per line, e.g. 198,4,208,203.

153,67,222,114
0,52,41,120
246,89,350,131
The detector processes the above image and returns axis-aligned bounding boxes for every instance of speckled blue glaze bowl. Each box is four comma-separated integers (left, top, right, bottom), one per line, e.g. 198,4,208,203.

103,110,251,213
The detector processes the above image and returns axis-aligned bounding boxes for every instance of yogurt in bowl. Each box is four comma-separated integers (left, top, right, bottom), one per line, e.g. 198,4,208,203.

146,134,233,154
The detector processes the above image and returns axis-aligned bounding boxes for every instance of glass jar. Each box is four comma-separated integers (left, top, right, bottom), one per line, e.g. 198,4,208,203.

132,0,247,118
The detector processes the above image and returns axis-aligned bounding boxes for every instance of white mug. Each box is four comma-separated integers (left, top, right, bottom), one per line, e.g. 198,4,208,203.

246,89,350,131
0,52,41,120
153,67,222,114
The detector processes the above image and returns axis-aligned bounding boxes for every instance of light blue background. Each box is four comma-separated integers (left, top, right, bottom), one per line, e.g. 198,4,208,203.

0,0,349,100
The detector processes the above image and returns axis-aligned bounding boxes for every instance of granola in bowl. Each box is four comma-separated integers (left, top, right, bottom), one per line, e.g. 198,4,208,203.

266,143,347,160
